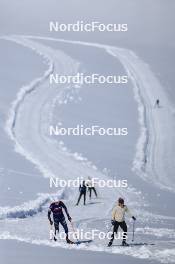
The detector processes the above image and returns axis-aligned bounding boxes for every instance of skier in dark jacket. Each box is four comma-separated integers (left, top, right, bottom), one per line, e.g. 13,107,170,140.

48,200,73,243
76,180,87,206
154,99,160,108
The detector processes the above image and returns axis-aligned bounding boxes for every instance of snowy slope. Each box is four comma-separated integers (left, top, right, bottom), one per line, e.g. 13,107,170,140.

0,35,175,263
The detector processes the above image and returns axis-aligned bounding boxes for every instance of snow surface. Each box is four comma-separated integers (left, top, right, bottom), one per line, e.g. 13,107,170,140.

0,35,175,263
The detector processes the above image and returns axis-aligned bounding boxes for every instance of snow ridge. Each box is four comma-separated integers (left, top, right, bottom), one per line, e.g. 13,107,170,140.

0,190,63,220
1,36,57,179
0,233,175,263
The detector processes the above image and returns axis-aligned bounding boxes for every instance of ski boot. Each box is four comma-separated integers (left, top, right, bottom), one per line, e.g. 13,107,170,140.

122,240,129,246
66,236,74,244
107,240,113,247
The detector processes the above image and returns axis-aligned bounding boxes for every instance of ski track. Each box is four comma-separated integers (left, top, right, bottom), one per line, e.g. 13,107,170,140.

7,34,175,192
0,35,175,263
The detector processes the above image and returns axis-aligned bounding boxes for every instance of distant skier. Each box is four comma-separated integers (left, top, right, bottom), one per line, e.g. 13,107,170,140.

87,176,97,199
76,180,87,206
108,197,136,247
48,200,73,244
154,99,160,108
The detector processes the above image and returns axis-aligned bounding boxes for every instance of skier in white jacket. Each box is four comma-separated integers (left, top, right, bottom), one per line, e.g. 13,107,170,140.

108,197,136,247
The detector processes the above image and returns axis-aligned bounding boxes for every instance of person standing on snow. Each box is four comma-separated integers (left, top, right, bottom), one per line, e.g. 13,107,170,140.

154,99,160,108
48,200,73,244
108,197,136,247
76,180,87,206
87,176,98,199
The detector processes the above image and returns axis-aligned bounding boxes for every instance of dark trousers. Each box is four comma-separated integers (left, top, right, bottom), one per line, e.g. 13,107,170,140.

89,187,97,199
110,221,127,242
54,217,68,235
77,192,86,205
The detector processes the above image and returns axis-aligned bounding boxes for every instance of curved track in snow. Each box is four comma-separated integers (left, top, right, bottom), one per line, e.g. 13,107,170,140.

5,34,174,192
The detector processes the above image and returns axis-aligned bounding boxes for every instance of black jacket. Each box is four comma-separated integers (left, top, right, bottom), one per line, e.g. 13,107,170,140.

48,201,70,221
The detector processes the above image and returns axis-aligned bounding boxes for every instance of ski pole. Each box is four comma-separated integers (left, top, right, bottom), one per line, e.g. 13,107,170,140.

49,224,56,240
70,221,79,243
106,224,113,238
132,220,135,242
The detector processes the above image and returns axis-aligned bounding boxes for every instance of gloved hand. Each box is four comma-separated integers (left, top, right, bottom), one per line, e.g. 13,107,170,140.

132,216,136,221
49,220,53,225
68,216,72,222
111,220,115,225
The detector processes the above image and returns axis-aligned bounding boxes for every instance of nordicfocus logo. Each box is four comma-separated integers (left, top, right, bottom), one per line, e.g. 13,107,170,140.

49,21,128,32
49,125,128,136
49,177,128,189
50,73,128,85
51,230,127,241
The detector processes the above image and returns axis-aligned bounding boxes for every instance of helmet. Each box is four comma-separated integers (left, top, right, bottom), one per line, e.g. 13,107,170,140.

118,197,124,204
